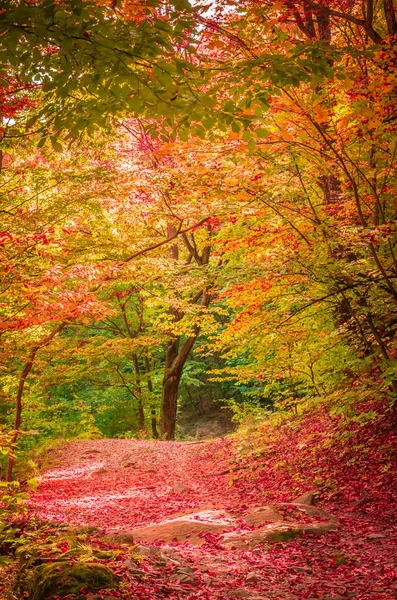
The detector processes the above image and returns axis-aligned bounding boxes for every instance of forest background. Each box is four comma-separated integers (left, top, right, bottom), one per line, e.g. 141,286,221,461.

1,0,397,483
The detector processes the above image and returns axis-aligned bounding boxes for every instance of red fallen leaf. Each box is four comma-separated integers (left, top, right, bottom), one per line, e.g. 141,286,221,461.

57,541,69,553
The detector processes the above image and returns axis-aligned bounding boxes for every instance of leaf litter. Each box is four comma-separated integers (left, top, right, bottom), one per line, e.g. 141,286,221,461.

22,420,396,600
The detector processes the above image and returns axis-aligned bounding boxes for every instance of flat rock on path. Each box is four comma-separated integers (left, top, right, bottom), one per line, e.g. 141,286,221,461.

107,503,337,548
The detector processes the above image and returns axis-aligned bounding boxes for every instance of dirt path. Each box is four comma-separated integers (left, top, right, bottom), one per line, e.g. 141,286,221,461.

28,439,232,531
26,439,397,600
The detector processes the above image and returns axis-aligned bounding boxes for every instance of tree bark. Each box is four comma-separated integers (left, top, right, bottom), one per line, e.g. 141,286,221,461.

160,371,181,441
6,323,66,482
132,353,145,431
383,0,397,36
144,353,158,439
159,221,212,439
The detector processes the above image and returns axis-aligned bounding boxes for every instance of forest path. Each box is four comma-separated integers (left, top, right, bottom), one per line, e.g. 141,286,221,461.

28,438,232,531
26,439,397,600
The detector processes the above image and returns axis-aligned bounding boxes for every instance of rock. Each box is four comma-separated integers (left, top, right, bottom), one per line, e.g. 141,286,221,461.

105,530,134,544
169,566,198,585
92,467,107,475
132,544,162,557
221,503,338,549
245,572,260,584
245,506,282,526
121,461,136,468
21,562,119,600
293,490,317,505
107,503,337,549
122,560,151,577
122,510,235,545
16,542,61,568
71,525,102,535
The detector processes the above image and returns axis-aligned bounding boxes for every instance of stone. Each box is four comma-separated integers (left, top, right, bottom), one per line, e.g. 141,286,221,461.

105,530,134,544
245,572,260,584
221,503,338,549
132,544,162,557
245,506,282,526
119,510,235,545
292,490,317,505
106,502,337,549
169,566,198,585
92,467,107,475
122,560,151,577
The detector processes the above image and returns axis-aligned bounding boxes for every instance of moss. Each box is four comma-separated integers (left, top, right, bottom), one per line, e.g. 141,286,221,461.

25,561,119,600
70,525,101,535
16,542,60,567
94,550,118,560
266,527,304,542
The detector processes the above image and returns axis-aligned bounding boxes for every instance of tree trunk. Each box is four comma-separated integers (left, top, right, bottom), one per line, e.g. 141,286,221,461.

383,0,397,36
160,335,180,440
6,323,65,482
133,353,145,431
144,353,158,439
6,353,35,482
159,222,212,439
160,372,181,440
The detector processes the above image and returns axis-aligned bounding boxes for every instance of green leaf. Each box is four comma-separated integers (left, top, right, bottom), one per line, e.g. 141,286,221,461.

248,138,256,152
27,478,39,492
194,126,206,139
25,115,39,129
256,128,270,138
224,100,235,114
50,137,63,152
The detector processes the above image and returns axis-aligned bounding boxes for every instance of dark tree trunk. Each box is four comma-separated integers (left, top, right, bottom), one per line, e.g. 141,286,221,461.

144,353,158,439
383,0,397,36
159,222,212,439
6,324,65,482
160,371,181,441
6,354,35,482
160,331,206,439
133,353,145,431
318,174,342,205
160,335,183,440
